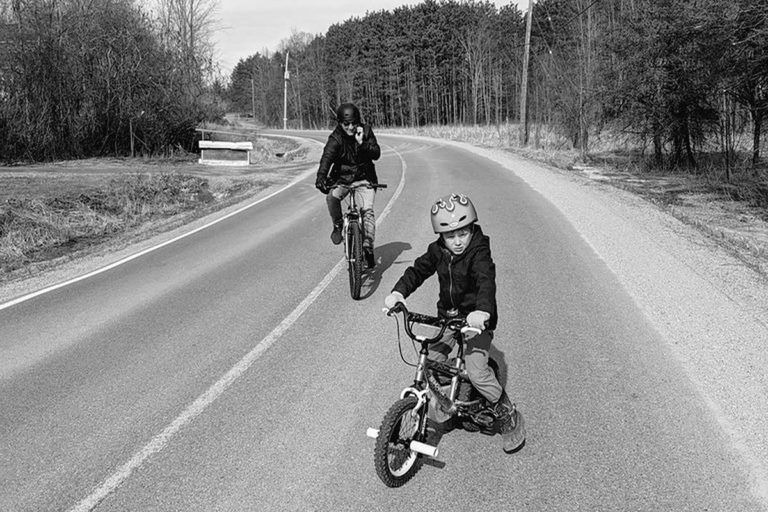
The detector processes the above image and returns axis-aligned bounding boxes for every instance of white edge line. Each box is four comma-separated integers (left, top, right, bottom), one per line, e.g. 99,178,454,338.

68,145,407,512
68,257,345,512
0,167,316,312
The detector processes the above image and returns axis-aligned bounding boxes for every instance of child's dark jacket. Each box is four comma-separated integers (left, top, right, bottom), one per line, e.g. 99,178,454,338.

392,225,498,330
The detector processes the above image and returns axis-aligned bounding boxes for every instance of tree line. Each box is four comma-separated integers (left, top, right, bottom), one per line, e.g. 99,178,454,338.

0,0,765,173
0,0,222,162
229,0,767,171
228,1,526,131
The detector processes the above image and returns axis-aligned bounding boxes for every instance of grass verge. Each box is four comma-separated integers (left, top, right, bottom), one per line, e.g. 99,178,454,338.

0,172,270,273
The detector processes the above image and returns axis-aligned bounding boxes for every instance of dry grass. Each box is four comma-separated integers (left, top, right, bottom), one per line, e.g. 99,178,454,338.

0,173,216,271
387,122,589,169
0,135,304,275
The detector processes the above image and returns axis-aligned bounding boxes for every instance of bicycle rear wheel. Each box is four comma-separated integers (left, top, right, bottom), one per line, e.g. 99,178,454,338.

347,220,364,299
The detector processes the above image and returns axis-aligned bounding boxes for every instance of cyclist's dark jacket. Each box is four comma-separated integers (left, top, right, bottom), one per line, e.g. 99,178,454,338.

316,124,380,186
392,225,498,330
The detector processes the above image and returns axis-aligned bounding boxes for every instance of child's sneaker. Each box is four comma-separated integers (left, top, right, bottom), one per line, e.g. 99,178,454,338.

494,391,526,453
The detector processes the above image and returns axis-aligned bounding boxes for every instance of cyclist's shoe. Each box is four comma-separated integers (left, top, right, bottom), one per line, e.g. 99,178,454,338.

364,247,375,269
493,390,526,453
330,222,343,245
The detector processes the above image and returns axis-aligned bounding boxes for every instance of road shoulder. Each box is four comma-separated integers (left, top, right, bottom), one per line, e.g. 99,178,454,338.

457,139,768,504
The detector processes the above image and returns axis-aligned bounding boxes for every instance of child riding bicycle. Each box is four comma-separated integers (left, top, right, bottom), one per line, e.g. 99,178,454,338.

315,103,381,269
384,193,525,453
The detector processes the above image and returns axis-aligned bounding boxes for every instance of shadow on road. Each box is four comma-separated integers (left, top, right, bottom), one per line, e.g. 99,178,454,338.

358,241,412,300
490,344,509,389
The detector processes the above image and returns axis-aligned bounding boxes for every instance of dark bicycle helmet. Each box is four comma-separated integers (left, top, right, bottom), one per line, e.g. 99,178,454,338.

336,103,361,125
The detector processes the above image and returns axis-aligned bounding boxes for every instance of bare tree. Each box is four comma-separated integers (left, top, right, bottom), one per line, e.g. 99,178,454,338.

0,0,219,161
727,0,768,165
153,0,219,91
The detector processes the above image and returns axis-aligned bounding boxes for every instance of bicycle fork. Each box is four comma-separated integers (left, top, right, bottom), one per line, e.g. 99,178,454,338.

366,343,440,458
366,403,439,458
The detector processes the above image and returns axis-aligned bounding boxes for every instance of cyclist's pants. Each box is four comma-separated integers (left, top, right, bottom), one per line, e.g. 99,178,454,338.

327,180,376,249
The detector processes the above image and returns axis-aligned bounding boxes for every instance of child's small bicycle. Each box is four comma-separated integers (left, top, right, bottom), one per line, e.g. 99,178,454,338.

367,302,502,487
333,182,386,300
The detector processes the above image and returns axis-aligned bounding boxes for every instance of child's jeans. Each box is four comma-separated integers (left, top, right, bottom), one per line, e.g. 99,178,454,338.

428,329,503,405
327,180,376,249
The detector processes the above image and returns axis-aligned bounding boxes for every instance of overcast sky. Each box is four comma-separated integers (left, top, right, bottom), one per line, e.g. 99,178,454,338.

212,0,529,76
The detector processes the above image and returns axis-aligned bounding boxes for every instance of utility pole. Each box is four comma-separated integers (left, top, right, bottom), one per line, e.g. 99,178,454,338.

519,0,533,146
129,118,135,158
283,50,290,131
251,78,256,122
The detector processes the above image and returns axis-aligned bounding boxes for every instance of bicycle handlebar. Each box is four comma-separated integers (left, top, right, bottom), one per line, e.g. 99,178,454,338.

385,303,469,344
330,183,387,191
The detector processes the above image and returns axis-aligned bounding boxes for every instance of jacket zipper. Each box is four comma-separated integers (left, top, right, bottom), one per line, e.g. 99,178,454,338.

448,253,456,311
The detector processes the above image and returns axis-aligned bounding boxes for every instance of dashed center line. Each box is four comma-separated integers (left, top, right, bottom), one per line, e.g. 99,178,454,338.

68,145,407,511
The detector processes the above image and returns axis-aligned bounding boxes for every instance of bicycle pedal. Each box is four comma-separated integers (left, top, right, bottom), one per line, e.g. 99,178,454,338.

409,440,439,458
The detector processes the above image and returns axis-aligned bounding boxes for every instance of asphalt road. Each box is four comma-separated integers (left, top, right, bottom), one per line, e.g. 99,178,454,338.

1,134,765,511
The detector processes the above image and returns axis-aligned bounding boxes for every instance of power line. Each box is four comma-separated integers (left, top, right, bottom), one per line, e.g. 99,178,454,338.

538,0,600,29
565,0,601,27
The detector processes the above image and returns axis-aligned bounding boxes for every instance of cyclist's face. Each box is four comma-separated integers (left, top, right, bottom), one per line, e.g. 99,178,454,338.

441,226,472,255
341,120,358,136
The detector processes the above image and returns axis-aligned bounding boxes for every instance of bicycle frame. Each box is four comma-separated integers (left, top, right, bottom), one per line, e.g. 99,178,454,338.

369,304,496,486
393,307,473,414
367,305,479,458
405,308,501,420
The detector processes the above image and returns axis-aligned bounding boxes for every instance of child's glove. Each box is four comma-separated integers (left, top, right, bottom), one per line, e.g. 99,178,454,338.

384,291,405,310
466,310,490,330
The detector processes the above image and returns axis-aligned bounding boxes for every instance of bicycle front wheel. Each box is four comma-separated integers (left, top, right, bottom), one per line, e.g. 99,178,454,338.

373,396,425,487
347,220,364,299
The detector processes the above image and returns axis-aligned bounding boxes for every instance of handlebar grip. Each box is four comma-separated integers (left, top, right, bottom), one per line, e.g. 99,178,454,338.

384,302,405,316
461,326,483,335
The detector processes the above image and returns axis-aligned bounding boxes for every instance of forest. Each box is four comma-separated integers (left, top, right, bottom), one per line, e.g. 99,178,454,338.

230,0,767,172
0,0,225,161
0,0,766,176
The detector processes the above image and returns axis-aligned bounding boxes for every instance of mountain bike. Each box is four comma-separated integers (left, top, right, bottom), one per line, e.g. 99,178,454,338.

334,182,386,300
366,302,501,487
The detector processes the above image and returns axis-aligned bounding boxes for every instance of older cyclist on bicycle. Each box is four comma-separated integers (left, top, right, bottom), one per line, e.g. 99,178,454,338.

315,103,381,268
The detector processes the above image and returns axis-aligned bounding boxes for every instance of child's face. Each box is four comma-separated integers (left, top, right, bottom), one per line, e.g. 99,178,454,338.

441,226,473,255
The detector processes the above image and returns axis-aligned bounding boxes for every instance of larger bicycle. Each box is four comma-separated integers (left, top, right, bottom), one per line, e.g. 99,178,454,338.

333,182,386,300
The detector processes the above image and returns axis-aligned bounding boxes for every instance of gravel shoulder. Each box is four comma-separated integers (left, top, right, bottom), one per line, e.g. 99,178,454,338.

455,140,768,505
